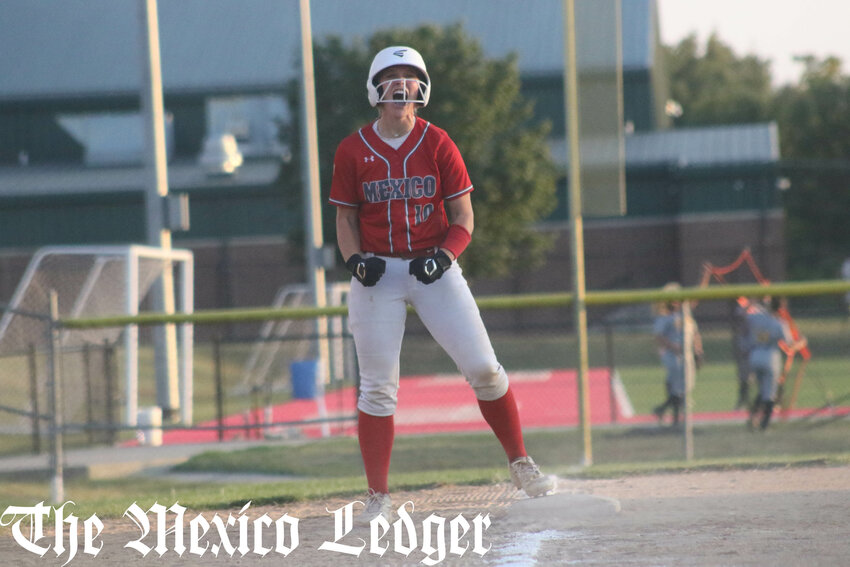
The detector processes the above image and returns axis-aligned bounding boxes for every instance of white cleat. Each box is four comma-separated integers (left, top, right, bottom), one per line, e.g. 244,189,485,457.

509,456,557,497
355,489,392,527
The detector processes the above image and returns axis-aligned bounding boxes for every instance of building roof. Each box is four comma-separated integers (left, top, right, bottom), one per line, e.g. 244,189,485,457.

546,122,780,169
625,122,780,167
0,0,654,101
0,160,282,198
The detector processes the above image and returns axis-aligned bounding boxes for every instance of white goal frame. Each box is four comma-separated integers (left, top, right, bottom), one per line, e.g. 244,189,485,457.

0,244,194,427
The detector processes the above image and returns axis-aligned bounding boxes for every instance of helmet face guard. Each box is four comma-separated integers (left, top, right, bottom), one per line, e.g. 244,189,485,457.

367,46,431,107
372,76,429,106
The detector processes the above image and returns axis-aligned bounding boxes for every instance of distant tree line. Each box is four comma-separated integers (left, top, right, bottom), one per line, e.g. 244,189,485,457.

663,34,850,280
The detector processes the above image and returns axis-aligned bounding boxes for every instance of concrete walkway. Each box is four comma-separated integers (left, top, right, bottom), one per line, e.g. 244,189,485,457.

0,438,281,481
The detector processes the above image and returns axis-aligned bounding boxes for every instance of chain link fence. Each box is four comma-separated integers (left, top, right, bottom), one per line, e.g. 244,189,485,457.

0,302,57,454
1,287,848,472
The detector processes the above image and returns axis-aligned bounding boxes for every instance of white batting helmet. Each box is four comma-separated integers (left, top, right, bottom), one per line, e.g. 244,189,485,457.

367,46,431,107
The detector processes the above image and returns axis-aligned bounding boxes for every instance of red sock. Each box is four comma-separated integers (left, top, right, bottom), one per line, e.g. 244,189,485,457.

358,410,394,494
477,387,527,461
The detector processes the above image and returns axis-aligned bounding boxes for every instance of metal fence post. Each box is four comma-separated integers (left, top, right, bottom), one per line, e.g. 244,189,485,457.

682,300,696,461
28,344,41,454
47,290,64,504
83,343,94,445
104,339,116,445
605,324,618,423
213,336,224,442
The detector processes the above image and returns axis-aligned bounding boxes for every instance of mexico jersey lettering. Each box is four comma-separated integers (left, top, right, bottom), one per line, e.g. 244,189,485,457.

329,117,473,255
361,175,437,203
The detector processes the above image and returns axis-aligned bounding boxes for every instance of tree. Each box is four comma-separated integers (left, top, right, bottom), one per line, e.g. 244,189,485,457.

772,56,850,279
773,56,850,160
662,33,773,126
278,24,557,278
662,34,850,280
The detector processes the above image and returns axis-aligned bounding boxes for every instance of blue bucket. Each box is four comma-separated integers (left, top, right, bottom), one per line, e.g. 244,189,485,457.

290,359,318,399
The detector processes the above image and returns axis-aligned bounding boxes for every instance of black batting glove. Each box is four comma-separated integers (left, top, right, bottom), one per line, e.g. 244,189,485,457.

409,250,452,284
346,254,386,287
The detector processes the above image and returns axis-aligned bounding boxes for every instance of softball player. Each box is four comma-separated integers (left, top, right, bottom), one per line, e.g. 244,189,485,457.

652,283,703,426
731,298,754,409
745,297,806,430
329,46,555,524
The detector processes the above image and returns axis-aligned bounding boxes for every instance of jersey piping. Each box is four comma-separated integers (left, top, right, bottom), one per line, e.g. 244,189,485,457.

356,130,394,251
400,122,430,252
356,122,433,254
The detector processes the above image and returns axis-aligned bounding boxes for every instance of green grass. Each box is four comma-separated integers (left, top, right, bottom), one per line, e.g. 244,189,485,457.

3,422,848,520
174,420,850,475
1,312,847,522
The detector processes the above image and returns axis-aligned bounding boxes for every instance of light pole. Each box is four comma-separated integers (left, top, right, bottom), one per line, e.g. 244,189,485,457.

298,0,331,403
138,0,180,421
563,0,592,466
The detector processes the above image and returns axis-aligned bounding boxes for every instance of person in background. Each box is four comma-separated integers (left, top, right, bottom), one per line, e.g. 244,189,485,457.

730,296,767,409
730,297,753,409
745,296,807,430
652,282,703,427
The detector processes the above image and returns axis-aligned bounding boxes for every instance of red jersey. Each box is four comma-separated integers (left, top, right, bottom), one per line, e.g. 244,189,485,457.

329,117,473,255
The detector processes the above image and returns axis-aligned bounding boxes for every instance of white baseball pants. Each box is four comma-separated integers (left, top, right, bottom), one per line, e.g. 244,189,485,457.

348,255,509,416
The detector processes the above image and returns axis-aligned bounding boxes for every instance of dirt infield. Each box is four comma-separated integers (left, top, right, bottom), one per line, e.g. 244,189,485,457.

544,465,850,566
2,465,849,566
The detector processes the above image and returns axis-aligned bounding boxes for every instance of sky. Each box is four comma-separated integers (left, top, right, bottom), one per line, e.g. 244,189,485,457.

656,0,850,85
